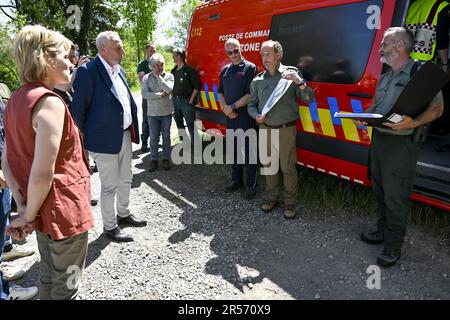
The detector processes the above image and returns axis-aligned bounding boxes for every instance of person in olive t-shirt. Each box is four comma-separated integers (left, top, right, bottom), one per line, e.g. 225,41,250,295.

137,43,156,152
171,48,201,145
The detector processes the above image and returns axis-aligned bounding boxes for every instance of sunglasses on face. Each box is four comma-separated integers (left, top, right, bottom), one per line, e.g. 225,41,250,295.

226,48,240,56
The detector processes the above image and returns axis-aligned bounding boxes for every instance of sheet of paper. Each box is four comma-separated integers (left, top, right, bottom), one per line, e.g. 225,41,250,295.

261,79,293,116
387,113,404,123
333,112,383,119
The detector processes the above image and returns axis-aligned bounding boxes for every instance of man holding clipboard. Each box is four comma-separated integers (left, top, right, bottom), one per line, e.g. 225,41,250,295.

355,28,445,268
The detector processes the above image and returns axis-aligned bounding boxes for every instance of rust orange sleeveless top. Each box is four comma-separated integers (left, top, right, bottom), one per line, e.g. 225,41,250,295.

4,83,94,240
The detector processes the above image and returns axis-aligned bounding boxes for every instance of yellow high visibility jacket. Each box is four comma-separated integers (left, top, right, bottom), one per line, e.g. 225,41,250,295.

405,0,449,61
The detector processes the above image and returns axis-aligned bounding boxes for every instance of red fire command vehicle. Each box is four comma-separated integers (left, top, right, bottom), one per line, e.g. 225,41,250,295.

186,0,450,211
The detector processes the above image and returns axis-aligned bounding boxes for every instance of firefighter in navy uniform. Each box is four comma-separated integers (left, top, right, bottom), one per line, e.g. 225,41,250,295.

218,38,258,200
357,28,444,268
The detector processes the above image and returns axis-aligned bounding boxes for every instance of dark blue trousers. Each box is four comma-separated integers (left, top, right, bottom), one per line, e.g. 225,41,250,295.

0,189,10,299
226,110,257,189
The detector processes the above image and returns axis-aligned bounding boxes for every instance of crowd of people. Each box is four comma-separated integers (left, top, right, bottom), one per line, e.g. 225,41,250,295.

0,8,447,299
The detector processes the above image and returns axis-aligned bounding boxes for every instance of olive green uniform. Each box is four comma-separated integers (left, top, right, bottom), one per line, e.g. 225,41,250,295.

369,59,443,254
248,64,314,205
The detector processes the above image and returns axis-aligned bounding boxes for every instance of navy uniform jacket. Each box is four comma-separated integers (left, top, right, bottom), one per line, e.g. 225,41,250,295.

71,56,140,154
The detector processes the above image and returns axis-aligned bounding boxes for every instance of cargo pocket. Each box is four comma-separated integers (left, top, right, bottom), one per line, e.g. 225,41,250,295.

392,168,416,198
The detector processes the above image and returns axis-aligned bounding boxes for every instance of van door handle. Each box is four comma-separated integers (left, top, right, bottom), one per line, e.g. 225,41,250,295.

347,92,373,99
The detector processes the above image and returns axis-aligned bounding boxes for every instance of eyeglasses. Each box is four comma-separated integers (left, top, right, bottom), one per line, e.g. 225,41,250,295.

226,48,240,56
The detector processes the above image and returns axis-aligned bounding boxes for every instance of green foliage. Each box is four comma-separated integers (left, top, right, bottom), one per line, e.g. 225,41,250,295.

120,26,139,90
0,25,19,90
13,0,67,30
116,0,163,62
0,0,165,88
165,0,201,48
8,0,121,54
159,46,175,72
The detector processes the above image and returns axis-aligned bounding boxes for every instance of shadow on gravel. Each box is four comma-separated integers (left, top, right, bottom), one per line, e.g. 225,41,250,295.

131,138,450,299
85,235,111,268
14,260,40,291
132,150,141,160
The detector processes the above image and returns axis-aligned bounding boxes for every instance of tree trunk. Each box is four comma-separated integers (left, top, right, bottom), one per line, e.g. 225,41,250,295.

77,0,93,54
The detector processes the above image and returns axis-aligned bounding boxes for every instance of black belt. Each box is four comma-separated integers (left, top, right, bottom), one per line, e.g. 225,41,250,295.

264,120,297,129
375,129,413,136
173,95,189,99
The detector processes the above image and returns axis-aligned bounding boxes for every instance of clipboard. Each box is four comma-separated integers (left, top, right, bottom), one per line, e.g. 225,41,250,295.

334,112,383,120
333,112,405,126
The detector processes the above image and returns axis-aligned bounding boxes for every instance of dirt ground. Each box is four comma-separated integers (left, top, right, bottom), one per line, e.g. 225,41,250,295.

4,94,450,300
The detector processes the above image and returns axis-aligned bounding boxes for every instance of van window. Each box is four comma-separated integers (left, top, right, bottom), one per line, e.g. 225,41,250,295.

270,0,383,84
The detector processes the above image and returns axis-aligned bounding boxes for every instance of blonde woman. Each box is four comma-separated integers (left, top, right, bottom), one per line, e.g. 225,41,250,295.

1,25,94,300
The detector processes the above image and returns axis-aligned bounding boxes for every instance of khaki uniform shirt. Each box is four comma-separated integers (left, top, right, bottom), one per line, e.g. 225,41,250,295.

372,59,443,135
248,64,315,126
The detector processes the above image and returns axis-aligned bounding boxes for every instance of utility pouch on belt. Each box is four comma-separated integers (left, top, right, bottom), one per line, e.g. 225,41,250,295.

413,124,429,145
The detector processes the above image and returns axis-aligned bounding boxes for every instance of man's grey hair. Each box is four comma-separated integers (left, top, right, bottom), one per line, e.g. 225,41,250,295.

149,53,165,67
261,40,283,55
384,27,414,53
96,31,121,50
225,38,240,48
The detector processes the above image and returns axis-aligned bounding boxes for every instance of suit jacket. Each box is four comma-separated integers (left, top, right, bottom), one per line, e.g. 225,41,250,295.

71,56,140,154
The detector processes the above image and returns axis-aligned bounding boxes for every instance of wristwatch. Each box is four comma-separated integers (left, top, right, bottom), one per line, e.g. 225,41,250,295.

230,103,237,110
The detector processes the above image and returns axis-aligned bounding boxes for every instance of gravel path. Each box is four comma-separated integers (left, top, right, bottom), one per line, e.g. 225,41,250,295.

5,94,450,300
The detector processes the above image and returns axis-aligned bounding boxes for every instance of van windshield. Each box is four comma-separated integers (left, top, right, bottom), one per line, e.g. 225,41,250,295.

270,0,383,85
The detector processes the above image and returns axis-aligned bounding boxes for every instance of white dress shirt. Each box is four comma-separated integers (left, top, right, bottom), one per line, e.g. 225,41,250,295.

98,54,133,130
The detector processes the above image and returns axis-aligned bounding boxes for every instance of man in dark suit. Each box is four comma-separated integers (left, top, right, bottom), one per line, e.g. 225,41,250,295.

72,31,147,242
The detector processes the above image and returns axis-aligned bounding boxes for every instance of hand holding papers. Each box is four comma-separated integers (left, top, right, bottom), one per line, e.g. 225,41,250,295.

261,78,293,116
386,113,405,124
260,69,305,117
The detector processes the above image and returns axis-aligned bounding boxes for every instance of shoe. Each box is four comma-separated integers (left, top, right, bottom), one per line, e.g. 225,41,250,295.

7,285,38,300
89,164,98,174
162,159,171,170
243,188,256,200
224,180,243,193
148,160,158,172
2,246,35,262
117,214,147,227
361,230,384,244
91,199,98,206
284,204,296,219
261,200,278,213
103,226,134,242
141,145,149,153
377,247,401,268
2,265,26,281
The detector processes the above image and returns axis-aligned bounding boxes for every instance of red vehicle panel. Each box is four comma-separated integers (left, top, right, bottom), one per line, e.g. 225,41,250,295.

186,0,450,212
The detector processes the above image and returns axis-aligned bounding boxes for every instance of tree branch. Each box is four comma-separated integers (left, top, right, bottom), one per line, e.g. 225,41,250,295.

0,7,17,21
0,62,19,81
